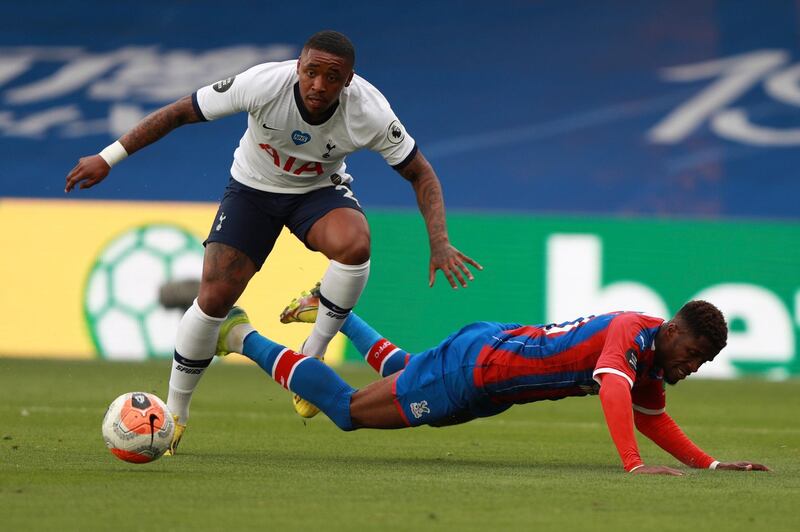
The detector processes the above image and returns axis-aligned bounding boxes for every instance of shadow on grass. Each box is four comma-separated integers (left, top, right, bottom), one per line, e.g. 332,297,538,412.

156,448,624,475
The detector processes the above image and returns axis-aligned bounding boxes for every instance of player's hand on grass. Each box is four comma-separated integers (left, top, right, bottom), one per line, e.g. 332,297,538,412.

65,154,110,193
429,242,483,289
716,461,770,471
630,465,684,476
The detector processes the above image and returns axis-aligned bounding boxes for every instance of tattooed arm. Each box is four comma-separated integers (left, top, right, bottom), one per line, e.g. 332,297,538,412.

396,149,483,288
65,95,202,192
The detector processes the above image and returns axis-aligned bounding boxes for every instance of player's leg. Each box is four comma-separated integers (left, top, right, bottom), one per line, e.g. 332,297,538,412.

302,206,370,359
166,243,255,453
349,376,407,429
281,285,411,377
286,186,370,417
217,308,405,430
166,179,283,453
342,313,411,376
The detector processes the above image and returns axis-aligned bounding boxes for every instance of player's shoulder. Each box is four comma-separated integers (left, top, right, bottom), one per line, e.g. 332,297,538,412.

206,59,296,110
342,74,393,115
239,59,297,88
607,312,664,353
607,311,665,332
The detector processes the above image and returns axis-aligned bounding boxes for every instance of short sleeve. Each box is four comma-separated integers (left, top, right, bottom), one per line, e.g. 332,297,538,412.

195,62,290,121
368,114,416,167
592,314,649,388
345,77,416,166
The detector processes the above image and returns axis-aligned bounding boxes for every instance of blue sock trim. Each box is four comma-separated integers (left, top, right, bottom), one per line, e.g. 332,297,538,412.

382,351,410,377
341,313,383,356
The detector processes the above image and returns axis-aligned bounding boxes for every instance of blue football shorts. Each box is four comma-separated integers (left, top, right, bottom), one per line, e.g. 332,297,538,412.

392,322,513,427
205,177,365,270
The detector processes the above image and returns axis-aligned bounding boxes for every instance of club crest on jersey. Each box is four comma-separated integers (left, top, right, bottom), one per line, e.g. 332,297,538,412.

213,76,235,93
386,120,405,145
322,140,336,159
292,130,311,145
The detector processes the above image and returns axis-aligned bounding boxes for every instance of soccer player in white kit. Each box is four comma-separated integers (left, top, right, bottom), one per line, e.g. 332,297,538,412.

65,30,482,454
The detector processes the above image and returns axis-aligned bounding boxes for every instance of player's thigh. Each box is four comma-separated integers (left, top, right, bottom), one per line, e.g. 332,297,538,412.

393,354,468,427
349,376,407,429
204,178,287,271
287,185,370,263
197,243,257,316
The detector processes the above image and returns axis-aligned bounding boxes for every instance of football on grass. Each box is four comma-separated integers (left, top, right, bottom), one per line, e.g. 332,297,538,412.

102,392,175,463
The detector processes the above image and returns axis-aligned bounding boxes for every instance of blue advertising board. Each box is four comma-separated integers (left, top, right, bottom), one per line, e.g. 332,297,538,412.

2,0,799,219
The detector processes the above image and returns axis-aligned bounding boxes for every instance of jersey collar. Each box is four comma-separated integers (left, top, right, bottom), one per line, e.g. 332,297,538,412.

293,82,340,126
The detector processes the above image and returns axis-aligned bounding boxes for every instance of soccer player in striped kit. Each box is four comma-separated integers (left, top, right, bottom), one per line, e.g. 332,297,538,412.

65,30,481,454
216,289,769,475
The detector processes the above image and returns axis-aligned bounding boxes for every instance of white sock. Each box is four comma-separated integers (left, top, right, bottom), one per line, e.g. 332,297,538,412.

167,299,225,424
227,323,255,354
303,259,370,358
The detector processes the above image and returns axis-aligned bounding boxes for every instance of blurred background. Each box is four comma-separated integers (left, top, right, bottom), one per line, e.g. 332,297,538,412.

1,0,798,378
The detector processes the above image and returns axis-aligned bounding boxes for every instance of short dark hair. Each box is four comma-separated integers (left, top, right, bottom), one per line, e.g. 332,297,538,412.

303,30,355,66
675,300,728,354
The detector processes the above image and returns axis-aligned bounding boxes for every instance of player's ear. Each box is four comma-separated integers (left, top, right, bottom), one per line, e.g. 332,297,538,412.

345,70,354,87
667,321,681,339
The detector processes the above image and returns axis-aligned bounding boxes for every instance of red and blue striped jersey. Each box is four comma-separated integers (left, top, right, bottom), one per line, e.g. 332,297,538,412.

472,312,666,412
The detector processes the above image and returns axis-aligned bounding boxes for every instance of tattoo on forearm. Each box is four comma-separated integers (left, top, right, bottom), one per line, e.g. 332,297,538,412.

417,180,443,222
120,96,199,154
398,151,449,244
412,174,447,243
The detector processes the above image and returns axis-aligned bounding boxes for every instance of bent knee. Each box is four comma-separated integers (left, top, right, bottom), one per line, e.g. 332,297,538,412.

339,239,371,264
307,211,371,264
322,235,371,264
197,283,240,317
322,387,356,431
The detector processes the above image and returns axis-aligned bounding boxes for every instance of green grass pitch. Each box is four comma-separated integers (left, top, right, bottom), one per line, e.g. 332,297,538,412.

1,357,798,531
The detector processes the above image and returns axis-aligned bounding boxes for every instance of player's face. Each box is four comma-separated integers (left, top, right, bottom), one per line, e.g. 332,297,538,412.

297,48,353,118
656,323,716,385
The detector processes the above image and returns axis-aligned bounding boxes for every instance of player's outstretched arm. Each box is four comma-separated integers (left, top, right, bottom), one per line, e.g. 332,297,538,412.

633,411,771,473
65,95,202,193
395,149,483,288
599,377,686,475
634,410,716,468
716,461,771,471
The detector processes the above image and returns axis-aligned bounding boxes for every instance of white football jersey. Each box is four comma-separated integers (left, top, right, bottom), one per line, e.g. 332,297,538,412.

194,60,416,193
